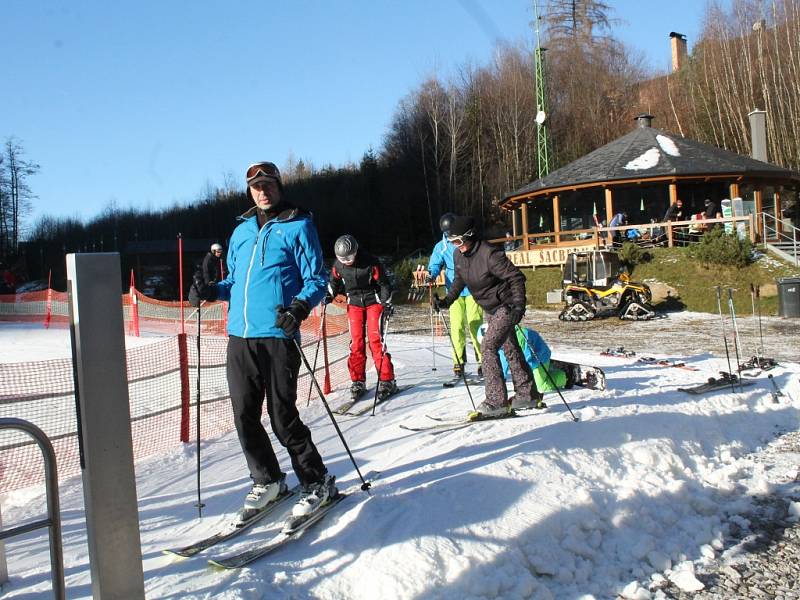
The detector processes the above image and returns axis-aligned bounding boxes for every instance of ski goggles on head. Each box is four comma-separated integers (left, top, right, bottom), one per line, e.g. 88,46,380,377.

447,230,474,247
246,162,281,186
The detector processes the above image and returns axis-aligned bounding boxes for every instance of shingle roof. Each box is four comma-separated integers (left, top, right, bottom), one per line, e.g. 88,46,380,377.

503,122,800,205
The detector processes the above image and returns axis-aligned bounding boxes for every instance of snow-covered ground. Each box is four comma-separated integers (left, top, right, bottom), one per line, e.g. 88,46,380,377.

1,318,800,599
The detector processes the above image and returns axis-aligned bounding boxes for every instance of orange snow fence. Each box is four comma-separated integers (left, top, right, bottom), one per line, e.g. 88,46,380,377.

0,290,351,493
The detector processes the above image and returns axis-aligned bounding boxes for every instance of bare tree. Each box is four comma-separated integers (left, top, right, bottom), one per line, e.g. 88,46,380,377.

2,138,39,257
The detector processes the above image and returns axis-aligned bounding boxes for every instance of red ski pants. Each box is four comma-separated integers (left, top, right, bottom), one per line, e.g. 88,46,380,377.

347,303,394,382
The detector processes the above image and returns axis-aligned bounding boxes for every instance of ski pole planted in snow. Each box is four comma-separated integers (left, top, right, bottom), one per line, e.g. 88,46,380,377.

429,284,437,372
727,288,744,391
370,307,393,416
715,286,737,394
435,305,477,411
293,338,372,492
305,304,327,407
751,283,765,359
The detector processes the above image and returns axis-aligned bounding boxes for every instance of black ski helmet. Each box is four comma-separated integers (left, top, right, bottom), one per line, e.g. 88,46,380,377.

334,235,358,260
439,213,456,234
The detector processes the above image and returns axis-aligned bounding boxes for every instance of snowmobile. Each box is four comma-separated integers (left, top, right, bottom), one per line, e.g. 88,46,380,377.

557,249,656,321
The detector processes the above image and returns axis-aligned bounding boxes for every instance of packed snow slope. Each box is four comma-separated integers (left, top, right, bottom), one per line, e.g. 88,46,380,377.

2,326,800,599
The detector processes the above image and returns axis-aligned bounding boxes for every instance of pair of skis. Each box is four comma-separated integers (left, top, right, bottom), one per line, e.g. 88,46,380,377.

636,356,699,371
677,372,756,395
333,384,415,416
165,478,369,569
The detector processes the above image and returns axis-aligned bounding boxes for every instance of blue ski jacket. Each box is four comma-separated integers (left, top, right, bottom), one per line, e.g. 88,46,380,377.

427,234,470,297
215,203,327,339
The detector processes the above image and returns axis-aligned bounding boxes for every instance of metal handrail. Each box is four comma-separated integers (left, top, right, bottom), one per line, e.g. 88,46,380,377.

0,418,65,599
760,211,799,265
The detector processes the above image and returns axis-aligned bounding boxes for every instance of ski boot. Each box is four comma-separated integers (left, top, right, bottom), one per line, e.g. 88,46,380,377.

511,393,547,411
470,401,513,419
350,380,367,401
377,379,398,401
284,474,338,533
235,475,287,525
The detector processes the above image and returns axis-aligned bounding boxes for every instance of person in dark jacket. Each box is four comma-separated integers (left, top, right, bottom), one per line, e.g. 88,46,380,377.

662,198,685,222
201,243,225,285
189,161,336,524
434,215,543,417
328,235,397,401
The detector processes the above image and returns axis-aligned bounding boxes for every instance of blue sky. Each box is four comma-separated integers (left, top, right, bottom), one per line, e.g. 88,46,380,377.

1,1,723,227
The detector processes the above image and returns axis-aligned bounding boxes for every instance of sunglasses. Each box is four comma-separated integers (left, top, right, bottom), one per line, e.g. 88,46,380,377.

447,230,474,247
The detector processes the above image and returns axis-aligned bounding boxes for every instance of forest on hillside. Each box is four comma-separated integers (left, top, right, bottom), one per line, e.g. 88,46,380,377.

5,0,800,290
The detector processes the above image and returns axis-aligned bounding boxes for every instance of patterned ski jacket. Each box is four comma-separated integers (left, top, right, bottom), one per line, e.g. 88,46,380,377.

427,234,471,297
444,239,526,314
329,250,392,308
215,203,327,339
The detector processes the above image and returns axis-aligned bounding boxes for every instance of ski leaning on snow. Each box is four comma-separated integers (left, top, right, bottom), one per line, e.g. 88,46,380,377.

635,356,700,371
207,493,348,569
163,487,298,558
678,373,756,395
550,360,607,390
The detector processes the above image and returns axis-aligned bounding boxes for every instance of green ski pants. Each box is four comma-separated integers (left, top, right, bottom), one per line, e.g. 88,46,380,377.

449,295,483,365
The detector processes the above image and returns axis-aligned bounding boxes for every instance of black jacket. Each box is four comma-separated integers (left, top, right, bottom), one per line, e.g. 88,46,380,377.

444,240,526,313
663,203,685,222
201,251,223,285
329,250,392,308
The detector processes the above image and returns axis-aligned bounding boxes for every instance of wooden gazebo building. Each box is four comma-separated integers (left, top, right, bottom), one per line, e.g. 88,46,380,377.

499,114,800,266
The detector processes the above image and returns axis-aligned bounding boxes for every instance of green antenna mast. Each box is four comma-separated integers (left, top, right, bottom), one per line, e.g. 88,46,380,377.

533,0,551,178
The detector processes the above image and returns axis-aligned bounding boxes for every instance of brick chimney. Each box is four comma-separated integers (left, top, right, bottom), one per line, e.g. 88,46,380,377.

670,32,687,72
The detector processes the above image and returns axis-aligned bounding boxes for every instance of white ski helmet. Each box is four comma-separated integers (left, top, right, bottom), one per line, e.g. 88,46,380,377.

210,243,223,252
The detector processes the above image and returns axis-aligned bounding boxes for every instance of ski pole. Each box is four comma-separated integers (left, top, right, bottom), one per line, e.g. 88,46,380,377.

749,284,759,363
715,286,737,393
370,307,392,416
305,304,327,407
517,326,579,422
429,284,437,372
195,304,205,518
293,338,372,492
727,288,744,391
435,304,477,411
753,283,765,360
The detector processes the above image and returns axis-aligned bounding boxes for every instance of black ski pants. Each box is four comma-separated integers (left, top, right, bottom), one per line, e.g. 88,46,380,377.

227,335,327,487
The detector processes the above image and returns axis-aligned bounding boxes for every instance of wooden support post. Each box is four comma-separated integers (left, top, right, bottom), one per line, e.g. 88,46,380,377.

730,182,740,201
669,182,678,204
775,189,782,234
520,202,530,249
552,195,560,245
605,188,614,245
754,189,763,240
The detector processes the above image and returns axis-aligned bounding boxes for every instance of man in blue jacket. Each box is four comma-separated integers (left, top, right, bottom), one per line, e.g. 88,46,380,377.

428,213,483,378
190,161,336,523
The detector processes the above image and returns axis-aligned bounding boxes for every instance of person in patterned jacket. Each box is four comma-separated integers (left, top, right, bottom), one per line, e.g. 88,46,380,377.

434,215,543,417
327,235,397,401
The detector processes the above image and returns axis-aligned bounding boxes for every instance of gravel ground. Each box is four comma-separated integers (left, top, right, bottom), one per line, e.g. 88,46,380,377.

391,303,800,599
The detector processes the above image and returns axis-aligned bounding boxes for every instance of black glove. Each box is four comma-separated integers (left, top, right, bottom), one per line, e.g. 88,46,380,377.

322,293,334,305
275,299,311,337
382,302,395,318
433,294,451,313
505,304,525,324
188,272,217,307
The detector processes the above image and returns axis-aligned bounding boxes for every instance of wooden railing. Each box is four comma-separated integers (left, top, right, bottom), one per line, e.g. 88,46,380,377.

495,215,755,267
